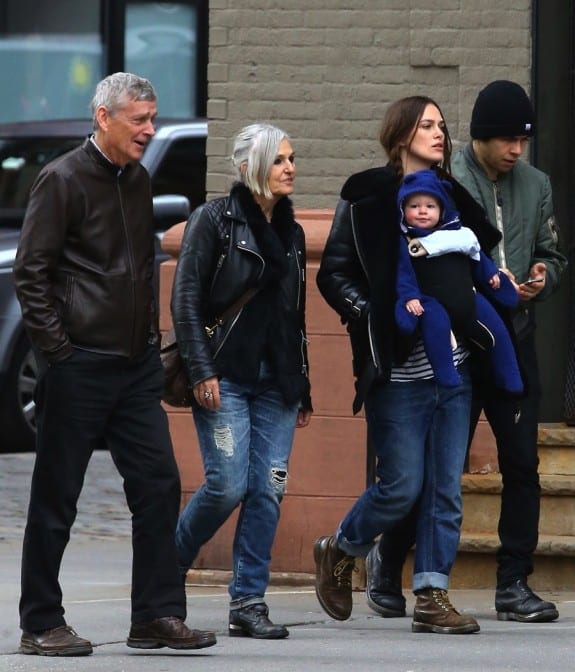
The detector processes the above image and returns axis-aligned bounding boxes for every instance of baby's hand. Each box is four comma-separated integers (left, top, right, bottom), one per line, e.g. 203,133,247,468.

406,299,424,316
489,273,501,289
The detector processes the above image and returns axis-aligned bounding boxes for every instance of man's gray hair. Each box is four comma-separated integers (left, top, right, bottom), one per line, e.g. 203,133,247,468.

91,72,157,130
232,123,290,199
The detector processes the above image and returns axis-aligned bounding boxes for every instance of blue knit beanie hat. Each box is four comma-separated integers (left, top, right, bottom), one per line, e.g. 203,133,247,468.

398,169,452,213
397,169,460,234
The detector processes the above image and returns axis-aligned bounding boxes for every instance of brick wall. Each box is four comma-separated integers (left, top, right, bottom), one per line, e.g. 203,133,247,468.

206,0,532,208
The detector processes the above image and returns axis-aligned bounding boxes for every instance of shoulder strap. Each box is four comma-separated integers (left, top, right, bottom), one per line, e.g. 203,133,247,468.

218,286,260,322
205,286,260,337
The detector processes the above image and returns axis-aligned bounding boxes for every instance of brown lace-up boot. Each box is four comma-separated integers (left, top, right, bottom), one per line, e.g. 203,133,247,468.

313,535,355,620
412,588,480,634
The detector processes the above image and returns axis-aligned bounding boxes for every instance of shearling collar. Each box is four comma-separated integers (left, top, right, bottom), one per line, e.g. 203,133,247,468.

340,165,398,203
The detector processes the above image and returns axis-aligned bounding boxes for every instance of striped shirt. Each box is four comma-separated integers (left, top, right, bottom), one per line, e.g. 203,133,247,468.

390,338,469,382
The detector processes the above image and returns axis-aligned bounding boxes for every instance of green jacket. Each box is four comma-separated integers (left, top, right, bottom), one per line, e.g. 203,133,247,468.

452,143,567,305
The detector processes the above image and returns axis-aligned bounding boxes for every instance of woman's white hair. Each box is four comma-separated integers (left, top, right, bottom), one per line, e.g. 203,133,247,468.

90,72,156,130
231,123,289,199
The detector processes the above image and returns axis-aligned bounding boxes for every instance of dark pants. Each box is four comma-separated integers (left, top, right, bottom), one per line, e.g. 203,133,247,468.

378,331,541,589
19,345,186,633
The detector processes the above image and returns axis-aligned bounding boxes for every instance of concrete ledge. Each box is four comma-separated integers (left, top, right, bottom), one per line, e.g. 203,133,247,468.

459,532,575,557
462,472,575,496
185,568,315,588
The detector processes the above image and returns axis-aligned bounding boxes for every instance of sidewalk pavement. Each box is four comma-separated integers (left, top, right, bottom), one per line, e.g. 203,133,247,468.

1,452,574,671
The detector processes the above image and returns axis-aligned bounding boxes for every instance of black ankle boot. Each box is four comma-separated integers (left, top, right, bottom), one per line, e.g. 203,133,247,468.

229,604,289,639
365,545,406,617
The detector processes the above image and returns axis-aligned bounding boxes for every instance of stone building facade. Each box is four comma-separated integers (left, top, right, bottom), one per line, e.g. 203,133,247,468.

205,0,532,207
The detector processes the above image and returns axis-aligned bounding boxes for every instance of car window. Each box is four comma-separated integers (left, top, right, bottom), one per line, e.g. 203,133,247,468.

151,136,206,212
0,137,83,214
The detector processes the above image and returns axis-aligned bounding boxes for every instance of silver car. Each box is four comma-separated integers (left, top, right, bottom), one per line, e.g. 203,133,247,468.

0,119,206,451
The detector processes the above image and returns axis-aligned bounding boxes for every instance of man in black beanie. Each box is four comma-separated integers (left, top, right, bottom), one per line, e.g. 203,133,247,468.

367,80,567,623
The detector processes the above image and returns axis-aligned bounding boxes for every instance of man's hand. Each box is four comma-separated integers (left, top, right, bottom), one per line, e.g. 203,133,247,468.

518,262,547,301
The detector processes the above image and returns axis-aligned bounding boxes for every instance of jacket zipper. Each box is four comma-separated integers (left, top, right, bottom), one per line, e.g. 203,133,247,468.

292,241,308,374
492,182,507,268
300,330,308,375
350,204,380,370
117,174,137,355
292,241,303,311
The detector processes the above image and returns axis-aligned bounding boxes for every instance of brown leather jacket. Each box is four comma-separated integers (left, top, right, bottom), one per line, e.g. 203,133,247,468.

14,139,158,363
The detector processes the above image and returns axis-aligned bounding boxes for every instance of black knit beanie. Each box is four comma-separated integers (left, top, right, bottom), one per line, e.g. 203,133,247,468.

470,80,536,140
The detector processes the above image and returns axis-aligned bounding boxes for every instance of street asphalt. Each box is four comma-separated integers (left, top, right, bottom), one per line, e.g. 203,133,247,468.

1,451,574,671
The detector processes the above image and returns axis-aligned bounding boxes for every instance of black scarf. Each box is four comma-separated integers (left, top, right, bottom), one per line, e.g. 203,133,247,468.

216,185,309,405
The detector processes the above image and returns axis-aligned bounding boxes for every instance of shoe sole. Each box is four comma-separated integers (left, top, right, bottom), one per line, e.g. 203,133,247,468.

229,625,289,639
496,608,559,623
313,537,352,621
19,643,93,656
364,551,406,618
412,621,480,634
126,635,217,650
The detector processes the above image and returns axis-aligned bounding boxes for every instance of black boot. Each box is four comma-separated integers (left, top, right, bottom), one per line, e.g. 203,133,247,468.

229,604,289,639
495,579,559,622
365,544,406,617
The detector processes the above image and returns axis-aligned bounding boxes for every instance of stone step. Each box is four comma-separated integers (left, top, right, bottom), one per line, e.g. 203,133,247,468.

538,445,575,476
448,531,575,590
470,422,575,475
537,423,575,475
461,473,575,537
353,532,575,591
458,531,575,556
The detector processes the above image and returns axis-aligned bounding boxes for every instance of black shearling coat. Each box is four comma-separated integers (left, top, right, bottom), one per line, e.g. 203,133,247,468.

316,165,502,413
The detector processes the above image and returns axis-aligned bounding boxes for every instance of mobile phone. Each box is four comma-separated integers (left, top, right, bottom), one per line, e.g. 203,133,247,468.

523,277,544,286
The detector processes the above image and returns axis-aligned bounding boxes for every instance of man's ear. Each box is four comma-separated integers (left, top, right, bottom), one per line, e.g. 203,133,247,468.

95,106,110,132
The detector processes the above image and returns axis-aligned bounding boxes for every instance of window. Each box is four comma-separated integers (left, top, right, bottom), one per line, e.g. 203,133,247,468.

151,136,207,210
125,2,200,118
0,1,103,123
0,1,206,124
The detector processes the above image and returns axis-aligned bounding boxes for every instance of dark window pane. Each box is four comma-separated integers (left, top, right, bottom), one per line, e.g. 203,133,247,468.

151,137,206,211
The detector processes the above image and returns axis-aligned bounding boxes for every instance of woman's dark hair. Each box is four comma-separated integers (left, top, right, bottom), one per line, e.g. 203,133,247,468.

379,95,452,179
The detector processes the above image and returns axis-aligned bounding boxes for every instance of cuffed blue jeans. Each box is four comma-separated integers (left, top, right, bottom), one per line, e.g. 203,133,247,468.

336,362,471,592
175,377,299,606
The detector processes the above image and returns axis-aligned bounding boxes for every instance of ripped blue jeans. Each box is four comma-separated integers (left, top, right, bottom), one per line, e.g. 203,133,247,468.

175,377,299,605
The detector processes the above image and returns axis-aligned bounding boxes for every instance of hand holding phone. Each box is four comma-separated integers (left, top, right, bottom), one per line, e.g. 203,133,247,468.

523,277,544,286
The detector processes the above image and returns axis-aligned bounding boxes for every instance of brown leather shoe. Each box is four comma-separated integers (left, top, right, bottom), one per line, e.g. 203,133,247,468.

412,588,480,634
127,616,217,650
20,625,93,656
313,535,355,621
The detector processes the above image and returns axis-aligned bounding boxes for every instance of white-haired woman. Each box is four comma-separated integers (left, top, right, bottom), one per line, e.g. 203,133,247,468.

171,123,312,639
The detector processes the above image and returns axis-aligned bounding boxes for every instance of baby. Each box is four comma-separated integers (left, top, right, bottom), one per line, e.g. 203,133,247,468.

395,169,523,394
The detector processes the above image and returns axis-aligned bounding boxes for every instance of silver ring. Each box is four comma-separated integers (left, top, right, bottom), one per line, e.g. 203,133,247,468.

203,390,213,399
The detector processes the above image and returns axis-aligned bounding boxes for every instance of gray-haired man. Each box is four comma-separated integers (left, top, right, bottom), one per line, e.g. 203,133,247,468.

14,72,216,656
